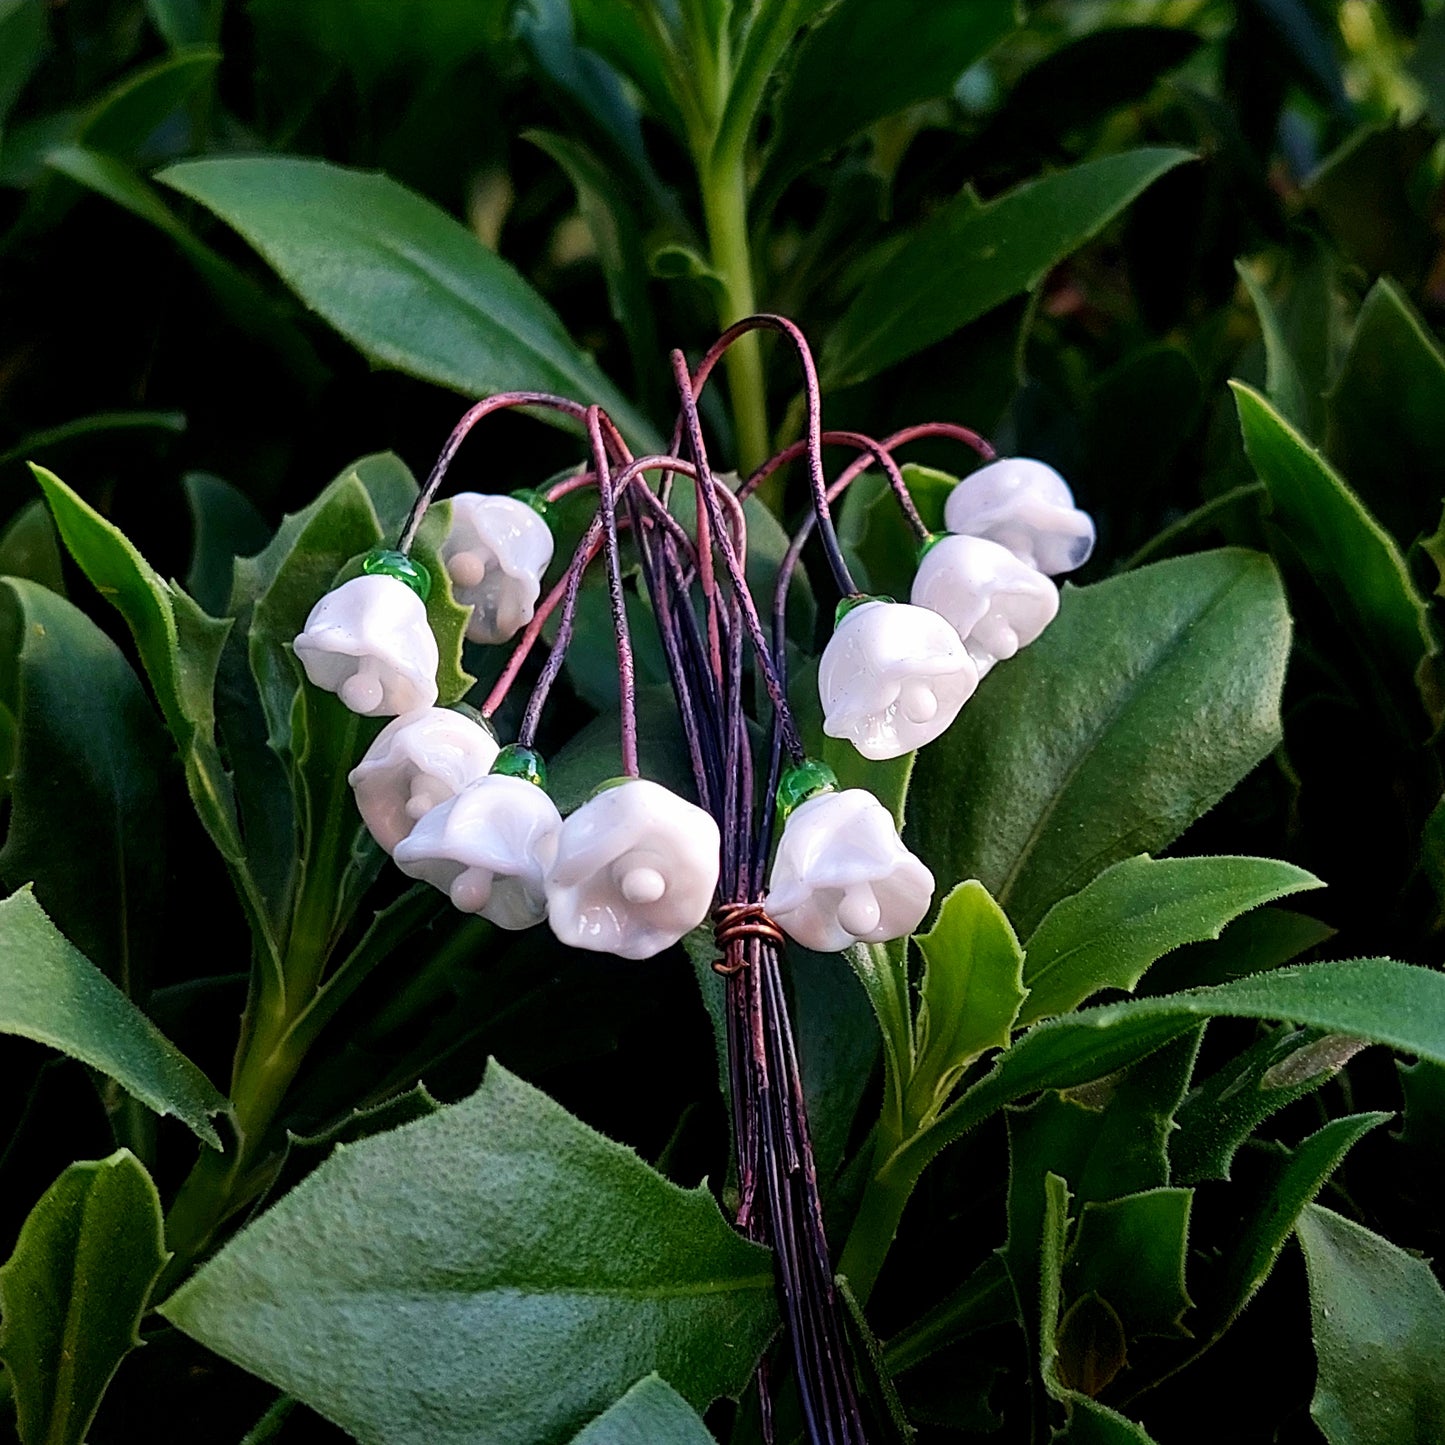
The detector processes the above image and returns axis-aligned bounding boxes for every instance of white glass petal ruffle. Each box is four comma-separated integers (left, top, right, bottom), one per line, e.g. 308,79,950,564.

818,600,978,761
347,707,500,854
392,774,562,929
545,778,721,960
910,533,1060,676
941,457,1095,575
441,493,555,645
293,574,439,716
767,789,934,953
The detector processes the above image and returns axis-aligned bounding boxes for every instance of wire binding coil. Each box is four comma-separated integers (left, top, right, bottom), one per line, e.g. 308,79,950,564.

711,901,785,972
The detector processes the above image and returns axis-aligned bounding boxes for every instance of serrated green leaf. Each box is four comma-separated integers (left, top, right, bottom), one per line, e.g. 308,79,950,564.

1020,855,1323,1026
568,1374,718,1444
1067,1189,1194,1339
0,887,226,1146
1171,1025,1369,1185
0,1151,169,1445
758,0,1017,202
1232,380,1439,727
1325,277,1445,549
161,1061,777,1444
0,580,168,990
1296,1203,1445,1445
158,157,657,448
823,149,1192,387
909,881,1026,1121
909,549,1291,938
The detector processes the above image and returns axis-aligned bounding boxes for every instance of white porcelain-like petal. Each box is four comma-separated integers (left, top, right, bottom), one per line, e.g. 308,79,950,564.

767,789,934,953
545,778,720,960
910,533,1060,676
941,457,1095,574
818,600,978,761
441,493,555,645
392,774,562,929
293,574,439,717
347,707,500,854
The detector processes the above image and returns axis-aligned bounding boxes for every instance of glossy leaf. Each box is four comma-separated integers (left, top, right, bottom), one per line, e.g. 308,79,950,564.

0,580,168,989
0,887,227,1146
1020,854,1322,1025
823,149,1192,387
909,881,1027,1120
0,1151,169,1445
1296,1203,1445,1445
161,1062,777,1444
159,157,657,446
909,549,1290,938
1325,277,1445,548
903,958,1445,1175
1233,381,1438,725
568,1375,718,1444
758,0,1017,200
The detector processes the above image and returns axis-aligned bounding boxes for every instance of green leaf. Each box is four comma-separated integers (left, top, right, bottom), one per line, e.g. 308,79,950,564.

0,580,168,990
29,465,280,962
0,0,47,128
909,549,1291,938
161,1061,777,1443
0,500,65,593
909,881,1027,1120
1232,379,1438,725
1295,1203,1445,1445
183,473,270,617
568,1375,718,1444
903,958,1445,1177
1236,259,1313,436
0,409,185,471
1020,855,1323,1025
1325,277,1445,549
1066,1189,1194,1339
0,887,226,1147
1171,1025,1370,1185
836,464,954,602
883,1254,1014,1376
158,157,657,448
0,1151,169,1445
837,1276,916,1444
144,0,221,49
75,49,217,159
1142,904,1334,995
758,0,1017,201
823,149,1192,387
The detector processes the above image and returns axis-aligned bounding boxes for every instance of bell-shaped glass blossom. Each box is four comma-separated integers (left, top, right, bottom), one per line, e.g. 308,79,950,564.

392,774,562,929
942,457,1095,575
767,789,934,953
441,493,555,645
819,600,978,761
910,533,1060,677
347,707,500,854
545,778,720,960
293,574,438,717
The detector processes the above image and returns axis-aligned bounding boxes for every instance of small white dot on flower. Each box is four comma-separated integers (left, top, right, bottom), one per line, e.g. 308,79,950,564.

620,866,667,904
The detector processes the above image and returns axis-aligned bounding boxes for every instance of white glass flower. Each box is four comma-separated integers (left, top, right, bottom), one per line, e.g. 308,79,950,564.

392,774,562,929
347,707,500,854
767,789,934,952
818,600,978,761
942,457,1095,574
293,574,439,717
545,778,720,960
441,493,555,645
910,533,1060,676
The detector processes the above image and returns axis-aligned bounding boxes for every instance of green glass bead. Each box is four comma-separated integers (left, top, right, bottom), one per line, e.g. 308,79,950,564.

834,593,893,625
776,758,838,826
362,546,431,602
510,487,552,520
491,743,548,790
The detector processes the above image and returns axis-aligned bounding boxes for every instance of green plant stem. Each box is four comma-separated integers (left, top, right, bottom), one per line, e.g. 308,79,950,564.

701,149,770,474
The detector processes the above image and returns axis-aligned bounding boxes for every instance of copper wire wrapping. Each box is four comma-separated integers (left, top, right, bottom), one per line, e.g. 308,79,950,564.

711,901,785,972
